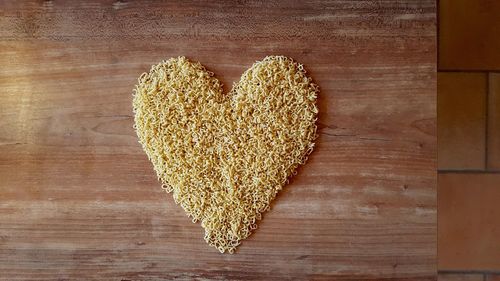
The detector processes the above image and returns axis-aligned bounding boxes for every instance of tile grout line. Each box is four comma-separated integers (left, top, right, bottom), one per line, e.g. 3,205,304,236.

438,70,500,73
439,269,500,274
436,0,439,267
438,170,500,174
436,0,440,69
485,73,490,170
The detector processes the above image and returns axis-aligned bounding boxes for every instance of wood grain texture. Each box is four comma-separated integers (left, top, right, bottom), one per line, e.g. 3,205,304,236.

0,1,436,280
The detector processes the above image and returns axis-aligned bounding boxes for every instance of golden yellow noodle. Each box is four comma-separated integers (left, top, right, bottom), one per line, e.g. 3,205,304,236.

133,56,318,253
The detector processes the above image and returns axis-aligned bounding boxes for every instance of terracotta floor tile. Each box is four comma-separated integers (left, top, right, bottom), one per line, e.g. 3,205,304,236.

438,173,500,270
438,73,486,170
487,274,500,281
439,273,484,281
439,0,500,70
488,73,500,170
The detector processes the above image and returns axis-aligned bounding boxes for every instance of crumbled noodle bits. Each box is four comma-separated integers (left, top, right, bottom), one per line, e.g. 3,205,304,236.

133,56,318,253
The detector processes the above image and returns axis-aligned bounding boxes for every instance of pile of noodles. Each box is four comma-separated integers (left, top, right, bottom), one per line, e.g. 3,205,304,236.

133,56,318,253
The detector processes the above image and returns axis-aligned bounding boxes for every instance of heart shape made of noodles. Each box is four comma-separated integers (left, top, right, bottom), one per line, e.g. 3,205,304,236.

133,56,318,253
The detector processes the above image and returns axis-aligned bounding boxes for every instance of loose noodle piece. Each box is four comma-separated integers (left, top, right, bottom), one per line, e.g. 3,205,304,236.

133,56,318,253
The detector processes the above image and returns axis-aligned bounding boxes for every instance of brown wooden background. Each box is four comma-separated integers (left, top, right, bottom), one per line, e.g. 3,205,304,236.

0,1,436,280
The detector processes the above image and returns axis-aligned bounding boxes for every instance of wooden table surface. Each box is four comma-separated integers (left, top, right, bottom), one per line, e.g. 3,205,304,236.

0,1,436,280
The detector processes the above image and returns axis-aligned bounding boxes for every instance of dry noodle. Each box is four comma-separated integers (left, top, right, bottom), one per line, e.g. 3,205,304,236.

133,56,318,253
